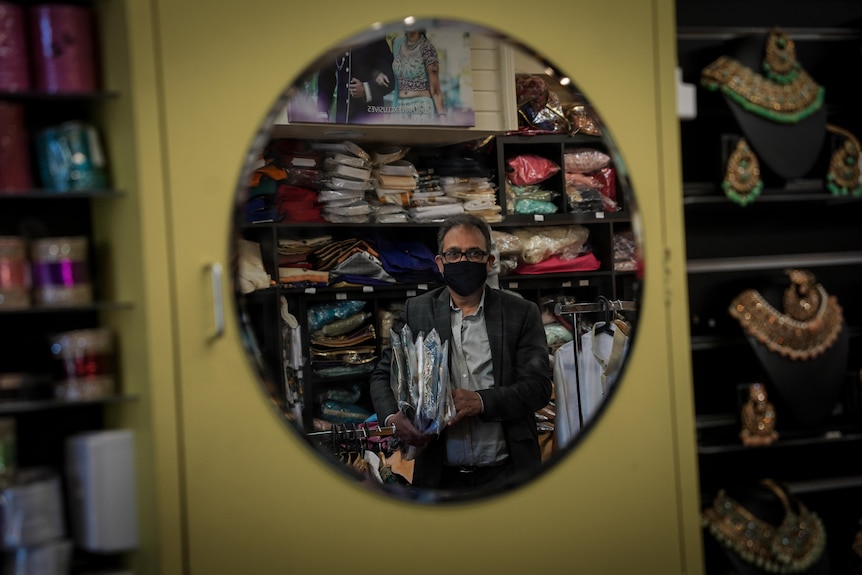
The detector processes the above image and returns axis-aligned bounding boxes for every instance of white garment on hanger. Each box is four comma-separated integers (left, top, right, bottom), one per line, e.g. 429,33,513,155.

554,323,629,446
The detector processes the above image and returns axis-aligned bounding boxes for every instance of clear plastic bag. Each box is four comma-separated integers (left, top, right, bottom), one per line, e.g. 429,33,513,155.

506,154,560,186
307,300,366,333
564,147,611,172
513,225,590,263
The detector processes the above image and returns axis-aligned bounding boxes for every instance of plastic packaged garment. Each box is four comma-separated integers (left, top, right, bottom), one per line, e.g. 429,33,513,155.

513,225,590,263
307,300,366,332
563,147,611,172
390,326,455,460
506,154,560,186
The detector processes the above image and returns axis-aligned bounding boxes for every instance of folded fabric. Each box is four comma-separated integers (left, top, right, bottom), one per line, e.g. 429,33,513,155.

329,251,396,283
312,312,372,337
511,252,601,275
311,140,370,162
376,160,417,177
278,235,332,254
408,203,464,221
311,324,376,348
307,300,367,332
237,239,272,294
327,176,371,190
376,173,417,190
324,160,372,182
277,267,329,286
374,234,442,283
326,152,371,169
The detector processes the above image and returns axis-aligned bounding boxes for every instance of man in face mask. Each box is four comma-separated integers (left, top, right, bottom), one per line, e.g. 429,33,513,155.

369,213,552,494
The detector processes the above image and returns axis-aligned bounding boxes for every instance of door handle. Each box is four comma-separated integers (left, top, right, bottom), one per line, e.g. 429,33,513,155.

207,262,225,340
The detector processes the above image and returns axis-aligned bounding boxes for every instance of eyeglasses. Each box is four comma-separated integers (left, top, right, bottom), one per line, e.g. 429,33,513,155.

440,248,489,263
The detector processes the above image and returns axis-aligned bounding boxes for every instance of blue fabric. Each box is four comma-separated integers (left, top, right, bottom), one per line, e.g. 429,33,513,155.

373,234,442,283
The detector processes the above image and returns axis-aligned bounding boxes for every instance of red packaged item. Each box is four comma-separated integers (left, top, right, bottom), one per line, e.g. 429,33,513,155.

506,154,560,186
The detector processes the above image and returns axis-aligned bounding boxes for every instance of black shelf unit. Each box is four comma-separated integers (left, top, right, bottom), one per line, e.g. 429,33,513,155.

238,130,638,434
1,75,132,570
677,2,862,572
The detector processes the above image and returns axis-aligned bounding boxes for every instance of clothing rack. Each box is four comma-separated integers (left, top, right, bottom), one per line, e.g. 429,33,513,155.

307,424,395,440
554,298,637,315
555,296,636,430
308,423,396,459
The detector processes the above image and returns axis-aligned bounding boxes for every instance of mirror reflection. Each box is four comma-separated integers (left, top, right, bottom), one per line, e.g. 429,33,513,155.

232,18,643,503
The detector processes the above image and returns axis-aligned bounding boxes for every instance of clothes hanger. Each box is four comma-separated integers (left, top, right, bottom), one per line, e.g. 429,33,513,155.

594,295,615,336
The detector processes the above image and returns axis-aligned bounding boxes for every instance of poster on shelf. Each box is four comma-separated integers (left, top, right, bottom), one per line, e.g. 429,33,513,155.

286,27,475,127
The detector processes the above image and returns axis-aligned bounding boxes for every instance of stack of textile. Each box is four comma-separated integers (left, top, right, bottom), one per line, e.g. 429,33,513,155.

316,141,374,223
439,175,501,222
275,235,331,288
308,300,378,381
313,237,395,287
251,139,326,224
563,147,618,213
372,154,418,211
505,153,561,216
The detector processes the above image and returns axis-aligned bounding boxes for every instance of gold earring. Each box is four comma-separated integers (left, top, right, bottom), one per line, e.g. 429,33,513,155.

722,138,763,206
826,124,862,197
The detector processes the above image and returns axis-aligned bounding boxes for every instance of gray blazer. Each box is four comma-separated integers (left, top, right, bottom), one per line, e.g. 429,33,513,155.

369,286,552,489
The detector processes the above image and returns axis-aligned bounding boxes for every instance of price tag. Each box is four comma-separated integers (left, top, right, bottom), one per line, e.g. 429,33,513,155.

596,212,605,219
579,279,590,286
304,288,317,294
561,281,572,287
406,290,417,297
336,293,347,300
508,281,519,289
362,286,374,293
533,215,545,222
418,284,429,291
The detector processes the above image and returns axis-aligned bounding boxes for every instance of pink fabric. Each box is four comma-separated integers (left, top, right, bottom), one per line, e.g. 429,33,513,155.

511,252,601,275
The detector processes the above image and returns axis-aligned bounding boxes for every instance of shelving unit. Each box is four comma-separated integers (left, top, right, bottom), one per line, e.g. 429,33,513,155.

676,1,862,572
0,2,137,568
238,129,639,438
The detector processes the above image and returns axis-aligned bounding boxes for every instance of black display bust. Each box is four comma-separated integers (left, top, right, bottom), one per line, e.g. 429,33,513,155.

718,30,826,180
742,280,848,432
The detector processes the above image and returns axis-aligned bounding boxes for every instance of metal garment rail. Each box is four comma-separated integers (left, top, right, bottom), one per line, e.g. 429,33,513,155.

553,297,636,429
306,424,396,440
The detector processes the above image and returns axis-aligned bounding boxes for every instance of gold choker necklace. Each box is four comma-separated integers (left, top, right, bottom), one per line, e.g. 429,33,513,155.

702,479,826,574
701,55,824,123
729,270,843,361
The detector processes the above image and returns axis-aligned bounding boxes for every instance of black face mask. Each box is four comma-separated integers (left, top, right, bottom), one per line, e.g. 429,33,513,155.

442,261,488,296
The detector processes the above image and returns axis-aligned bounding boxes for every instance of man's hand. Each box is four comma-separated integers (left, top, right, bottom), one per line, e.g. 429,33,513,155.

391,410,432,448
348,77,364,99
447,389,483,427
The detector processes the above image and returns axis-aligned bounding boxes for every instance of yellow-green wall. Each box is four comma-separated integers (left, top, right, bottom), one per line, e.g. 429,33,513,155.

116,0,702,572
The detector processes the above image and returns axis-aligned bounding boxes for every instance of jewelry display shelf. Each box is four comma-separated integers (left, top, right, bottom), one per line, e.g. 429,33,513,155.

677,4,862,572
682,181,857,205
698,430,862,455
686,251,862,274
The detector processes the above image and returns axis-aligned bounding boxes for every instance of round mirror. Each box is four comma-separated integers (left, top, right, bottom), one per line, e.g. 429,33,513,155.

231,18,644,503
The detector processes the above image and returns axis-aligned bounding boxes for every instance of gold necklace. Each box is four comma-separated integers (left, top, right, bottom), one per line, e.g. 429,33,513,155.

702,479,826,574
729,270,843,360
701,55,824,124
